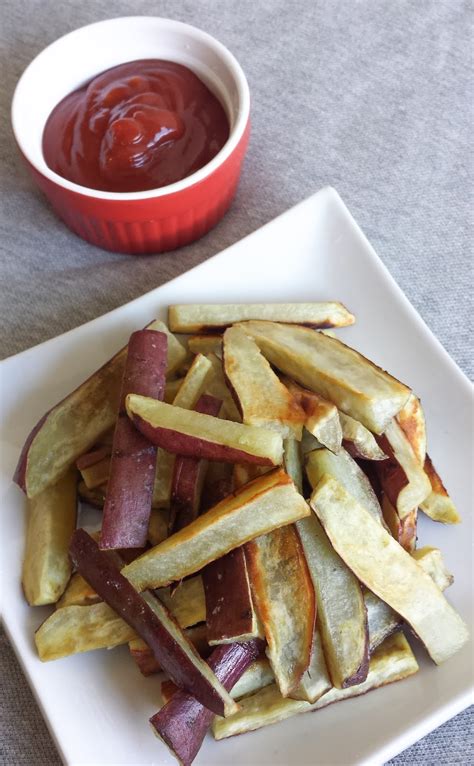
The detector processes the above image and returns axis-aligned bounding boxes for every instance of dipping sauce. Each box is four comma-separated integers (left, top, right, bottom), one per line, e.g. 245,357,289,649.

42,60,230,193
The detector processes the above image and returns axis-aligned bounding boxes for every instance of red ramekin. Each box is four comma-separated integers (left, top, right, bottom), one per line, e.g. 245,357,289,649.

11,17,250,255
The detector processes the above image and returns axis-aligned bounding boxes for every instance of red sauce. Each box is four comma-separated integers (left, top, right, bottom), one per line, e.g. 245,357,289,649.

42,60,230,193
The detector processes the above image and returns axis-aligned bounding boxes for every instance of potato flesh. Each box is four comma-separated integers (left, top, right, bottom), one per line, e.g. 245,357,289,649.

188,335,223,357
283,378,341,452
204,353,241,422
16,320,183,499
378,419,431,518
126,395,283,466
239,321,411,433
56,573,101,609
223,326,305,439
412,546,454,591
22,468,77,606
310,476,469,664
157,576,206,629
246,525,315,696
395,393,427,465
283,438,303,493
339,411,387,460
230,658,276,700
168,302,355,333
35,602,137,660
212,632,418,739
420,455,460,524
122,470,310,591
306,447,384,524
289,629,332,702
296,513,368,688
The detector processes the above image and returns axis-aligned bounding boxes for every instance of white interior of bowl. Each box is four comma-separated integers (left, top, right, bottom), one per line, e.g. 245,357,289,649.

11,16,250,200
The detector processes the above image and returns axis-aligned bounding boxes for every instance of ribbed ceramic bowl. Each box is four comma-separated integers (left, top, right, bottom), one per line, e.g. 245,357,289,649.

11,17,250,254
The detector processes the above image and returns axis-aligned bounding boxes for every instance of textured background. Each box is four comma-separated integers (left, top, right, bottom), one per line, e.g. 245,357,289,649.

0,0,472,763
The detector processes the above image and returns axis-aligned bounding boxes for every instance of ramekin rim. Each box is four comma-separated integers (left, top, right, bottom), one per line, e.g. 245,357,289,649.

11,16,250,201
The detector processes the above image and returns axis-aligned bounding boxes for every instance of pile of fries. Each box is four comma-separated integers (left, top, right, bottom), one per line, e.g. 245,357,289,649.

15,302,468,765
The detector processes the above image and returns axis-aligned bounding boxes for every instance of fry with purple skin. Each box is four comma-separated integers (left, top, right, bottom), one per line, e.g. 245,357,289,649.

101,330,167,550
150,639,264,766
169,394,222,535
69,529,237,718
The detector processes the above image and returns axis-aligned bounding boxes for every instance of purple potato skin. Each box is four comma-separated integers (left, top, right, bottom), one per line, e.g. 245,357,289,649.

101,330,167,550
150,639,264,766
69,529,229,717
169,394,222,534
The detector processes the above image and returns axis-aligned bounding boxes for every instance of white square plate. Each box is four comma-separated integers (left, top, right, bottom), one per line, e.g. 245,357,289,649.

1,187,472,766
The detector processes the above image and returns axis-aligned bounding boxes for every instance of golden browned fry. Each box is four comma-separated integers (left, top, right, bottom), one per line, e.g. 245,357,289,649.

122,469,310,591
381,494,417,552
188,335,223,357
339,411,387,460
156,575,206,628
204,353,241,422
246,525,315,696
56,573,101,609
296,512,368,688
223,326,305,439
310,476,469,664
289,629,332,703
420,455,461,524
168,302,355,333
22,468,77,606
35,602,137,660
376,418,431,518
395,394,427,465
212,632,418,739
238,321,411,433
306,447,384,524
283,378,342,452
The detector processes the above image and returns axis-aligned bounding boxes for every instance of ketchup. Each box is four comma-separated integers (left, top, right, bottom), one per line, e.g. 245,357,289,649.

42,60,230,193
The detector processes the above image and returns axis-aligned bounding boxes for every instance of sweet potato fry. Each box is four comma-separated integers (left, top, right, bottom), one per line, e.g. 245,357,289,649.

212,633,418,740
204,353,241,421
283,438,303,493
239,321,411,433
306,447,384,524
76,447,111,471
56,572,101,609
126,395,284,465
162,656,276,702
283,378,342,452
289,629,332,703
420,454,460,524
36,602,137,660
129,624,209,676
69,529,237,717
339,412,387,460
296,512,368,688
22,468,77,606
100,330,168,550
77,481,107,508
150,640,264,766
223,326,305,438
412,546,454,591
310,476,469,664
164,377,185,404
395,394,427,465
156,575,206,628
79,456,111,489
14,319,180,499
172,354,214,409
169,302,355,333
188,335,223,357
245,525,315,697
169,394,222,534
365,547,453,654
375,419,431,520
204,547,262,645
381,493,417,552
122,469,309,591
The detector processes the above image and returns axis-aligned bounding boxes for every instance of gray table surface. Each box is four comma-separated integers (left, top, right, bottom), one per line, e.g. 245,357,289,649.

1,1,472,764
